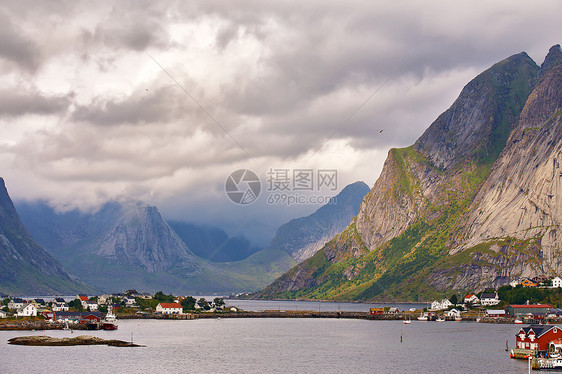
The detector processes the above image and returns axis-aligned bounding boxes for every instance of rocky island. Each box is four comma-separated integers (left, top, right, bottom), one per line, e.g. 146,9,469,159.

8,335,144,347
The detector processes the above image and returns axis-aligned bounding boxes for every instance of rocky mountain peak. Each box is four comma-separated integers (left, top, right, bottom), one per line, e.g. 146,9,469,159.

96,201,198,274
540,44,562,74
414,52,538,170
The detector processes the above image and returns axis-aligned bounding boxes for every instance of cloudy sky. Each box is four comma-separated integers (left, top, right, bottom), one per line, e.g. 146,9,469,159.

1,0,561,245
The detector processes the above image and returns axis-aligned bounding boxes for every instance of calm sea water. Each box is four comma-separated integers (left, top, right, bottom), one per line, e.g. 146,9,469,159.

1,317,530,373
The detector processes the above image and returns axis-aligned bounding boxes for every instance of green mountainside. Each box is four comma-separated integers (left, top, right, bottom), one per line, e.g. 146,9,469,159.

255,46,561,301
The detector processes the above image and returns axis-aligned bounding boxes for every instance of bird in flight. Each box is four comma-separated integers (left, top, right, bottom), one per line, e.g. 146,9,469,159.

379,129,384,133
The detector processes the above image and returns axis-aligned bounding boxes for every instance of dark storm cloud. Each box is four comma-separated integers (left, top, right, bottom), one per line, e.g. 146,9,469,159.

0,88,73,117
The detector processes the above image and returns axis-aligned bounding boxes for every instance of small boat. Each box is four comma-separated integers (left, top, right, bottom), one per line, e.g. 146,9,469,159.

436,317,445,322
417,314,428,321
102,306,118,330
514,319,523,324
454,316,462,321
403,318,411,324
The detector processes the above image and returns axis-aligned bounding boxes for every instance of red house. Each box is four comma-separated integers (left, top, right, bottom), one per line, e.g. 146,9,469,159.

516,325,562,352
369,308,384,315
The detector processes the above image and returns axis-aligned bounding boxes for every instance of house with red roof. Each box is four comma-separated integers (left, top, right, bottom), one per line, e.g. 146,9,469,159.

464,294,479,304
156,303,183,315
515,325,562,352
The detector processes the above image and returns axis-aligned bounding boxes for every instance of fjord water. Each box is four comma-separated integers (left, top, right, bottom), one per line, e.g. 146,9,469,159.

1,318,528,373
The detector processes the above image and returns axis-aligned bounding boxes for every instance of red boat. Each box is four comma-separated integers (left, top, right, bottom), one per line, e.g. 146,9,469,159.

102,306,118,330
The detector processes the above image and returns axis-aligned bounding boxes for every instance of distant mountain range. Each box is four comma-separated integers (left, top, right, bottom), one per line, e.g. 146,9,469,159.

0,178,92,295
167,221,261,262
13,181,368,294
255,45,562,301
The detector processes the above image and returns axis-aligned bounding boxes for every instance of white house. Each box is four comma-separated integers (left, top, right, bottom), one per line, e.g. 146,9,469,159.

446,309,462,318
156,303,182,315
480,293,500,306
17,303,37,317
553,277,562,288
97,295,109,305
85,301,99,311
0,310,7,318
464,294,480,304
52,298,69,312
431,299,453,310
8,298,25,310
124,296,137,306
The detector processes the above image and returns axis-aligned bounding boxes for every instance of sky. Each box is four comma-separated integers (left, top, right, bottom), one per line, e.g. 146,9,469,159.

0,0,561,245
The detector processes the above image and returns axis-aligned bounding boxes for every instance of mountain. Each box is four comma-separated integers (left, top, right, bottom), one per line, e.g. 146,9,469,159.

20,201,204,292
168,221,260,262
17,200,291,293
266,181,370,262
0,178,92,295
255,46,561,301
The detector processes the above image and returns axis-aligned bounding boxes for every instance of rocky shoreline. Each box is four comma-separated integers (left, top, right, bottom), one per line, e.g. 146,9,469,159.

8,335,144,347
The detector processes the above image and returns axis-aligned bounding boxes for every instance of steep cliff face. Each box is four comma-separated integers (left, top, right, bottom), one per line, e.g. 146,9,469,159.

356,52,538,252
429,45,562,290
256,47,561,301
0,178,91,295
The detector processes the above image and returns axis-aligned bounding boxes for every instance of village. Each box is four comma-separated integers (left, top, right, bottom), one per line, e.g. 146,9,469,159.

0,275,560,326
0,289,236,329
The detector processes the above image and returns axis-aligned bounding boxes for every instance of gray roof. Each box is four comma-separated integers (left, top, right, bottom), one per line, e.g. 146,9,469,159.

481,293,497,299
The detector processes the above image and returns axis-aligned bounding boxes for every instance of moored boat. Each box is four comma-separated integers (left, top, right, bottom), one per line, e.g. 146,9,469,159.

102,306,118,330
514,319,523,324
417,314,428,321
